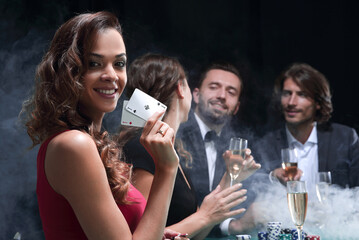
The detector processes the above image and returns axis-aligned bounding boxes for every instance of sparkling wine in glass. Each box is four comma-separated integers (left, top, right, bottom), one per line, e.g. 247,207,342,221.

316,171,332,205
281,148,298,181
228,137,248,186
287,181,308,240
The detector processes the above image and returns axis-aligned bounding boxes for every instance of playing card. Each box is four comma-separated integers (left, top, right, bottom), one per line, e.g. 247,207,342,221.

121,100,146,127
125,88,167,121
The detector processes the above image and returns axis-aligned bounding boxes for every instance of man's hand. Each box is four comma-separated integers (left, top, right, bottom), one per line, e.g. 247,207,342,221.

272,167,302,185
223,149,261,184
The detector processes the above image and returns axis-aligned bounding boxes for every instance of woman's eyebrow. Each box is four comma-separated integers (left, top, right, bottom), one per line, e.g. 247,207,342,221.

89,53,127,58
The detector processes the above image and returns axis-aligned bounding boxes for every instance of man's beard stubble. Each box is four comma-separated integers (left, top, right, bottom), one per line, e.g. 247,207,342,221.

197,95,232,125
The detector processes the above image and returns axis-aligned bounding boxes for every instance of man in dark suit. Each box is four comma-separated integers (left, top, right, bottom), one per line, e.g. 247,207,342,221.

178,62,260,236
255,63,359,191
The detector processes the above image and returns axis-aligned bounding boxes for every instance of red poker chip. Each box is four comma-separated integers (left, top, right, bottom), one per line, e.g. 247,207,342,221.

305,235,320,240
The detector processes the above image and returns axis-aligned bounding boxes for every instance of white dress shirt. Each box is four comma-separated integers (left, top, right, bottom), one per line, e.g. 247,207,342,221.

194,113,219,191
286,123,318,199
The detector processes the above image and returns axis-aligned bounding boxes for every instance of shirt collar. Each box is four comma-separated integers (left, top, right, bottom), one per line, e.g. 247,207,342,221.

194,112,220,141
286,122,318,146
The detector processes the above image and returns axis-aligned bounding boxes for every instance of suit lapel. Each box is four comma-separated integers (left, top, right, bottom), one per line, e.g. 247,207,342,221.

180,112,210,193
317,124,330,171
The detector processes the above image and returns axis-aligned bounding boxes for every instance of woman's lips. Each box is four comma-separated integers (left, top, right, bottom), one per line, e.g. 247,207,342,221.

94,88,118,98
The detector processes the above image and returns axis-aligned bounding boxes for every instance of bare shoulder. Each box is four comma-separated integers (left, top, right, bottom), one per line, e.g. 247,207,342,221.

45,130,105,195
48,130,96,154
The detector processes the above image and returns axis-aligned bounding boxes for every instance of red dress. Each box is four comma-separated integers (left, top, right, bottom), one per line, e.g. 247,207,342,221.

37,131,146,239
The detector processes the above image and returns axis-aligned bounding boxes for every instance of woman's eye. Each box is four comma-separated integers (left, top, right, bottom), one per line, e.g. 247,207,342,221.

115,60,126,68
89,61,100,67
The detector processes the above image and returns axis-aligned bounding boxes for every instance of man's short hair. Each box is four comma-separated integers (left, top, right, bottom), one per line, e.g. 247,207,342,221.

274,63,333,123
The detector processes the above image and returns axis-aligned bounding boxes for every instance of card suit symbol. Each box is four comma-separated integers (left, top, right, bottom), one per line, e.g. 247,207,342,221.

157,103,160,106
133,110,136,113
144,105,150,110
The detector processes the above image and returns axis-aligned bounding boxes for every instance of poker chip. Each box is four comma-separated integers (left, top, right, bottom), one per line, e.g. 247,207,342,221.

257,231,267,240
280,233,293,240
267,222,282,240
290,229,307,240
305,235,320,240
235,234,251,240
281,228,292,234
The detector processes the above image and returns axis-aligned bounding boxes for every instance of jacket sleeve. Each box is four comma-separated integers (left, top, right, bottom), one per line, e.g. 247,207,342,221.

348,128,359,187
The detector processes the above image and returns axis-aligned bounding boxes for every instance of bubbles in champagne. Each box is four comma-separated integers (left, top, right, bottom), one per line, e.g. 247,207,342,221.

287,192,308,226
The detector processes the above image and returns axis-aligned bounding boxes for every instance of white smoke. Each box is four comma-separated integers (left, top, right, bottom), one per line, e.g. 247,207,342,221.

247,175,359,239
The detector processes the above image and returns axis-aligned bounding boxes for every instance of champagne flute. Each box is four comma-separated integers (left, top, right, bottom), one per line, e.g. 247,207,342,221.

281,148,298,181
228,137,248,186
287,181,308,240
316,171,332,205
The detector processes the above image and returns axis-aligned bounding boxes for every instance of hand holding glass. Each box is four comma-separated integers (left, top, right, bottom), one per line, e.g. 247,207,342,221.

281,148,298,181
287,181,308,240
228,137,248,186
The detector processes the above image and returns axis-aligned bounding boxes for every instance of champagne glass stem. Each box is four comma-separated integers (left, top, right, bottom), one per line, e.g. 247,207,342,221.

230,177,234,187
297,226,303,240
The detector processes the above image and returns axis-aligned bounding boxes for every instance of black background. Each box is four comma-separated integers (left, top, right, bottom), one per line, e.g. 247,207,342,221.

1,0,358,239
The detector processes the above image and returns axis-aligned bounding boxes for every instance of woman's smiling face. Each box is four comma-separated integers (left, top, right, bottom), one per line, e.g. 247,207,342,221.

79,28,127,120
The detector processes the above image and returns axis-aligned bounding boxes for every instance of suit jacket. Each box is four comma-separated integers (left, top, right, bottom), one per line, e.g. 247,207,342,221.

178,111,237,203
254,122,359,188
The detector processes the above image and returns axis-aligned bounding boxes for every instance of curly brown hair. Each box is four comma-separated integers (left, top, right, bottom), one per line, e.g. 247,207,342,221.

274,63,333,123
21,11,131,204
117,53,192,167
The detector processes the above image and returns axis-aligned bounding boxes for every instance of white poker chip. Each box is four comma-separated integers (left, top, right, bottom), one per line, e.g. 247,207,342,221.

236,235,251,240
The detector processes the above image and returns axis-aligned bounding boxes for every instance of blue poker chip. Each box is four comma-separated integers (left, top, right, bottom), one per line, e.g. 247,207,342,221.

258,232,267,240
235,235,251,240
291,229,307,240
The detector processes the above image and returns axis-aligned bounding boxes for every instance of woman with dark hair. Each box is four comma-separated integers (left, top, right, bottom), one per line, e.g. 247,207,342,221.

21,12,184,240
119,53,259,239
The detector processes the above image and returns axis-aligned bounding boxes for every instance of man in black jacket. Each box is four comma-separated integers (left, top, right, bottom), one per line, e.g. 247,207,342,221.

255,63,359,194
178,61,259,236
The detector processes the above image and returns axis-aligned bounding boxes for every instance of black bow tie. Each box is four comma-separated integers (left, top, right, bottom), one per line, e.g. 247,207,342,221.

204,131,219,143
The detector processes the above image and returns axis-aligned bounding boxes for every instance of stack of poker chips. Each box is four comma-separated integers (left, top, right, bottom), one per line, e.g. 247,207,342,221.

304,236,320,240
258,232,292,240
267,222,282,240
280,228,292,240
279,234,292,240
290,229,307,240
258,231,268,240
235,234,251,240
258,226,312,240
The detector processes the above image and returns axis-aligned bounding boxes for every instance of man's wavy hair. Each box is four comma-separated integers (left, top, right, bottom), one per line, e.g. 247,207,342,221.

274,63,333,123
21,11,132,204
117,53,192,168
